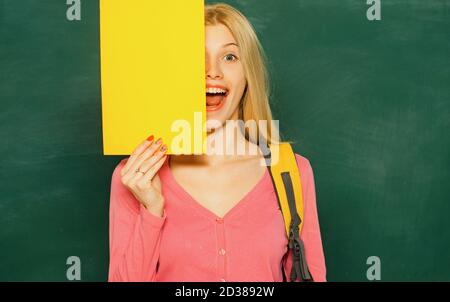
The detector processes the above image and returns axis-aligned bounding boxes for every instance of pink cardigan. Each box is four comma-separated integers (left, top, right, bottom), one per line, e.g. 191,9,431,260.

108,154,326,282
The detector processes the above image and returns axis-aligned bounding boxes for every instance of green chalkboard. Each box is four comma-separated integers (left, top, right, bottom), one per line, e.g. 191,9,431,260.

1,0,449,281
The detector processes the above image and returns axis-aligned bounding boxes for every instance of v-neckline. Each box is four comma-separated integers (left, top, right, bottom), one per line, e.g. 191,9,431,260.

163,155,270,221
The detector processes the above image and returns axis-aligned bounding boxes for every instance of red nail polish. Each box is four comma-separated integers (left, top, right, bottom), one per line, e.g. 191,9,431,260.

146,135,154,142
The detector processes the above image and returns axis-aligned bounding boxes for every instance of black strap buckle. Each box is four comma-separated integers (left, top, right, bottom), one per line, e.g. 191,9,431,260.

288,224,313,282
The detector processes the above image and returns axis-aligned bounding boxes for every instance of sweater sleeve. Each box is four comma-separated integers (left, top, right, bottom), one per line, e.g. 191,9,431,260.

108,159,167,282
283,155,327,282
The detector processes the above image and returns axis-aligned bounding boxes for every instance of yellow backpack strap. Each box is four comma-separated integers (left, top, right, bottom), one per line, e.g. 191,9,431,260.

266,142,313,282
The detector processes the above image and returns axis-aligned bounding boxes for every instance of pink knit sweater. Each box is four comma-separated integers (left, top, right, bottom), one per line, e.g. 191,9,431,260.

108,154,326,282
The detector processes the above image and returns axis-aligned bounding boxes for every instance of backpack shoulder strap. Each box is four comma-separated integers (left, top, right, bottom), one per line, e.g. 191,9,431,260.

268,142,305,235
266,142,313,282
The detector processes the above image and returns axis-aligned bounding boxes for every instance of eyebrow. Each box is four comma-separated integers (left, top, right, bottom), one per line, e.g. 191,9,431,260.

223,42,239,48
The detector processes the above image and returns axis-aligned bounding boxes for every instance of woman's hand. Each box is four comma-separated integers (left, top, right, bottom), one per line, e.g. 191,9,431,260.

120,136,168,217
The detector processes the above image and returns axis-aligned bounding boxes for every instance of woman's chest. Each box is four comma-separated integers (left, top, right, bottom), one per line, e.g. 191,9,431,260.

169,160,268,218
156,185,288,280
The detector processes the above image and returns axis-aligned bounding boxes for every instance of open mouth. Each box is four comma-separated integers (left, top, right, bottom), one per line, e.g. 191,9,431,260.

206,87,229,112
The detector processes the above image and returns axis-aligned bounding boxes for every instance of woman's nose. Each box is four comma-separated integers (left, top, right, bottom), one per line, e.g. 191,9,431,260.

206,61,223,79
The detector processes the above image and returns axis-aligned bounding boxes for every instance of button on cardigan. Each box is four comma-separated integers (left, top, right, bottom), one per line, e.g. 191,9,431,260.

108,153,326,282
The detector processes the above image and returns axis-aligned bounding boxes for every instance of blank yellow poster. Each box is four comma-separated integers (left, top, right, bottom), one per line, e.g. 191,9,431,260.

100,0,206,155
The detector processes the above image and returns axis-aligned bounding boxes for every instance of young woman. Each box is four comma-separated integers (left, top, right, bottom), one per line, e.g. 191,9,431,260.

108,3,326,282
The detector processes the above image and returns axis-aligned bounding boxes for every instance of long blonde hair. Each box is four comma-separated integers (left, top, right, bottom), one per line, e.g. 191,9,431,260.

205,3,283,146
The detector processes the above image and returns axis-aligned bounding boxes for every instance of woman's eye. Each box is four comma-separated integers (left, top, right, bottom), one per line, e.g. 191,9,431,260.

224,54,238,62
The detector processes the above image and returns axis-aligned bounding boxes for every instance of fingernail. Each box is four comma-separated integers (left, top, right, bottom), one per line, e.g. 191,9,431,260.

161,144,167,152
156,138,163,145
146,135,154,142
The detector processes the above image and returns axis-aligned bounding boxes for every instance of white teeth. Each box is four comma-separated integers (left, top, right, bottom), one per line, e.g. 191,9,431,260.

206,87,227,94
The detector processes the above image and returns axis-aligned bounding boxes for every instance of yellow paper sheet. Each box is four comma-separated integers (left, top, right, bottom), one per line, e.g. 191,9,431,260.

100,0,206,155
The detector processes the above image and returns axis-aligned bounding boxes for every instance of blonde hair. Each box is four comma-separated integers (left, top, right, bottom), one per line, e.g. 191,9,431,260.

205,3,286,146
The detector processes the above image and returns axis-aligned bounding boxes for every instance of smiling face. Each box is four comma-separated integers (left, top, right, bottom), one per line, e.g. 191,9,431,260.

205,24,247,132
